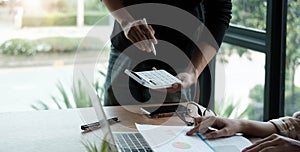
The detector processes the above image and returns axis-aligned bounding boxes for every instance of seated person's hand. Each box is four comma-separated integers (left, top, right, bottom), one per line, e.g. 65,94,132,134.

242,134,300,152
166,72,197,93
186,116,243,139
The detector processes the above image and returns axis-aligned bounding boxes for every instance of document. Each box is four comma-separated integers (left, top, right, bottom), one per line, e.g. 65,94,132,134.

136,124,252,152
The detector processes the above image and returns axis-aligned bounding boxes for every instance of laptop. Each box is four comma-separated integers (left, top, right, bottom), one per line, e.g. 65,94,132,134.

81,73,154,152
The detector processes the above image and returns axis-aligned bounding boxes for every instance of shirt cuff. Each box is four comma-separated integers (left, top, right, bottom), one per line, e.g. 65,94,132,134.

269,117,298,140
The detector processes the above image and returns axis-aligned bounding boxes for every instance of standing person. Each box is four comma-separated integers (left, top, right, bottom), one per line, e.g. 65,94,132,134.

102,0,232,106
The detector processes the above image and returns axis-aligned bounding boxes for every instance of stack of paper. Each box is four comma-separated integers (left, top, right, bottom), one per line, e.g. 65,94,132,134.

136,124,252,152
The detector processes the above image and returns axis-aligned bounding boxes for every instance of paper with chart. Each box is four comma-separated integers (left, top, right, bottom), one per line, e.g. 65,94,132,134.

136,124,252,152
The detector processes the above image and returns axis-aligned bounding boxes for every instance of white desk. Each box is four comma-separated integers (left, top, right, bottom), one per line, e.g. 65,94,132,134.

0,105,186,152
0,106,258,152
0,108,100,152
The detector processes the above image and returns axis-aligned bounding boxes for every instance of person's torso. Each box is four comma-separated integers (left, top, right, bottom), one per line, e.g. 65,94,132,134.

123,0,201,11
111,0,203,57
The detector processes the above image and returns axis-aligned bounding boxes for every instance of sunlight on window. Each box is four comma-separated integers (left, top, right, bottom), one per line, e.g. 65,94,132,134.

215,43,265,120
0,0,111,112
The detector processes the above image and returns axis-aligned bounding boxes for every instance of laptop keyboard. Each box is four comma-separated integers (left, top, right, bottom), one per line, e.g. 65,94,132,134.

114,133,153,152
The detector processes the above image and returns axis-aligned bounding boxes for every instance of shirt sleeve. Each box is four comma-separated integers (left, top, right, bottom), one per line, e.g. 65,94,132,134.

202,0,232,47
269,111,300,140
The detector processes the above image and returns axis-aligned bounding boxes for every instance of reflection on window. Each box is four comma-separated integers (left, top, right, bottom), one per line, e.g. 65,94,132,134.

285,0,300,116
215,43,265,120
0,0,110,112
231,0,267,31
84,0,109,25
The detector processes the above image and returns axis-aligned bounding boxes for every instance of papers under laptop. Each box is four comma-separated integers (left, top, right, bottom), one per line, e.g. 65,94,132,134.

81,72,252,152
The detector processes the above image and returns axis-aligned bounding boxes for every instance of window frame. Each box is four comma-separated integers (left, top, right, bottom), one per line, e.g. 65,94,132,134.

200,0,287,121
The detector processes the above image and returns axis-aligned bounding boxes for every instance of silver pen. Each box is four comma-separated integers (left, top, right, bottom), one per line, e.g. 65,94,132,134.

143,18,157,56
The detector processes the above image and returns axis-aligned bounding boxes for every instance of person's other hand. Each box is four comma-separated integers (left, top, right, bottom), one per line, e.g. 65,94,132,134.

186,116,242,139
123,19,157,53
166,72,197,93
242,134,300,152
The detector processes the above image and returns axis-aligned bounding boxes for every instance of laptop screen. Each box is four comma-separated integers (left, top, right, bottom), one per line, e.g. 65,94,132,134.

80,72,118,151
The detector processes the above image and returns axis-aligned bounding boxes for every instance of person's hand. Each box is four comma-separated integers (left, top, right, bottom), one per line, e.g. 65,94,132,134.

242,134,300,152
122,19,157,53
166,72,198,93
186,116,242,139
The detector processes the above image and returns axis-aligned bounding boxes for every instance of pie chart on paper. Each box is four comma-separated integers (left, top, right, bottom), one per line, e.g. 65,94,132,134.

172,142,191,149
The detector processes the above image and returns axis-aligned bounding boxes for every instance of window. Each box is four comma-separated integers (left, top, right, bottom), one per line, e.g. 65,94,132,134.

215,43,265,120
213,0,288,120
0,0,110,112
231,0,267,31
0,0,291,119
285,0,300,116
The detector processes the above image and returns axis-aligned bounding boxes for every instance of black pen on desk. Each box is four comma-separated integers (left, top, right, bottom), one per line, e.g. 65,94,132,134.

81,117,119,131
81,121,102,131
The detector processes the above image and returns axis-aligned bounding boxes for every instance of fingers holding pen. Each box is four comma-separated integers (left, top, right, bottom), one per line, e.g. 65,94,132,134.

186,124,200,136
127,31,145,51
126,19,157,53
186,117,204,136
134,25,153,52
140,24,157,53
186,116,226,139
127,26,151,52
145,24,157,44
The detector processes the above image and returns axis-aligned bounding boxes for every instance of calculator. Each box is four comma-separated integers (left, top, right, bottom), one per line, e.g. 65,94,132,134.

124,69,182,89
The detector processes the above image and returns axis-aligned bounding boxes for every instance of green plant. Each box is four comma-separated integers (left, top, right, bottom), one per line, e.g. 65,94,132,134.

85,0,105,12
229,0,300,116
36,37,81,53
32,70,106,110
100,139,117,152
82,141,100,152
0,37,95,56
249,83,300,117
214,96,251,119
232,0,267,30
31,80,92,110
84,12,109,25
22,13,108,27
95,70,106,103
22,14,76,27
249,84,264,104
247,84,265,120
82,134,117,152
0,39,36,56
